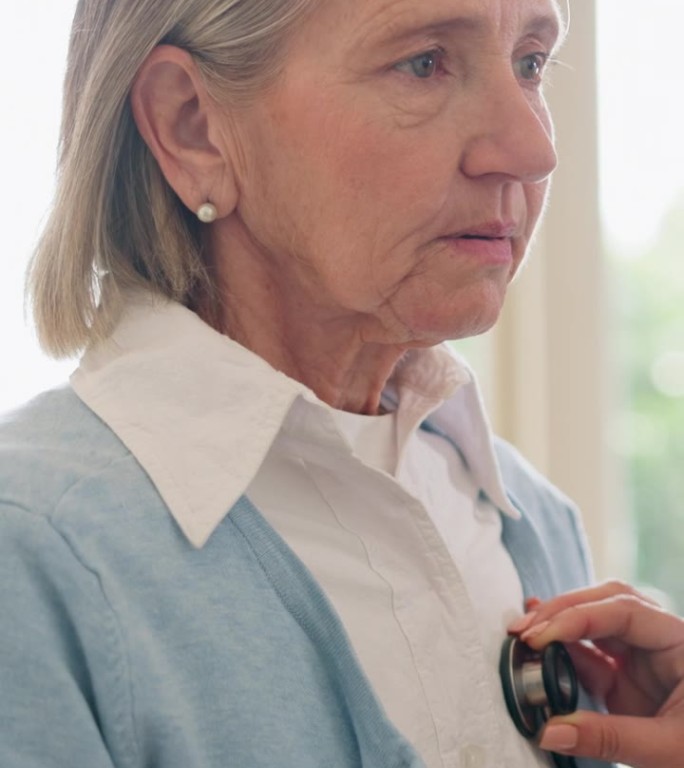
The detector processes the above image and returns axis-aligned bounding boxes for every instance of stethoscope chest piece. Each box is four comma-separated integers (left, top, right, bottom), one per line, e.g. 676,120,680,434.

499,635,579,768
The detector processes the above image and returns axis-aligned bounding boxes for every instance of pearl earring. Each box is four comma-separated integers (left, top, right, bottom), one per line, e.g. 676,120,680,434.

197,202,218,223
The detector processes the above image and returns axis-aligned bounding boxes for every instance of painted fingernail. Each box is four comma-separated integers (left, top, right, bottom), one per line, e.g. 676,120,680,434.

539,724,579,752
521,620,550,641
507,612,537,633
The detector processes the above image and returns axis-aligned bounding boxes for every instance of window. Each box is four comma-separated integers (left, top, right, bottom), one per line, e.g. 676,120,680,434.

598,0,684,611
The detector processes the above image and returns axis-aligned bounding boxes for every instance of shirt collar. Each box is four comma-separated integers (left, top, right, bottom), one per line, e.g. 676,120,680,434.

71,291,517,549
416,348,520,518
72,291,310,547
385,346,520,520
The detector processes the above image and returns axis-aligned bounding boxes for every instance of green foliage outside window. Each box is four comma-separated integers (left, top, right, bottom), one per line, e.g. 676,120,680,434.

614,194,684,612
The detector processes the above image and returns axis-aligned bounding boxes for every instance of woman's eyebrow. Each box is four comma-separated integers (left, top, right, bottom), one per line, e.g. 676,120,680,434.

369,15,489,47
523,15,564,50
363,11,562,49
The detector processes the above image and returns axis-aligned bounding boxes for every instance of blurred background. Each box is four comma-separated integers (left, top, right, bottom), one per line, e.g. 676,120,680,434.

2,1,683,610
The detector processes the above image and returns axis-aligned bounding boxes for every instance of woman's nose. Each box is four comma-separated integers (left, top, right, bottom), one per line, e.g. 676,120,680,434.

459,77,558,184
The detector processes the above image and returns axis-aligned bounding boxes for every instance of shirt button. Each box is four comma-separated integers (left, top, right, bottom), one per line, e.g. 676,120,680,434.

460,744,486,768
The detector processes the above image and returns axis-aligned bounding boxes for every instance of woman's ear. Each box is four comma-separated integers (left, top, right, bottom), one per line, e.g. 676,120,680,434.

130,45,238,218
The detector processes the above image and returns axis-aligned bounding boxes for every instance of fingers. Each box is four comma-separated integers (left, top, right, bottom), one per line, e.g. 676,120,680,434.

509,582,644,636
539,711,684,768
514,593,684,653
518,581,660,627
525,596,542,612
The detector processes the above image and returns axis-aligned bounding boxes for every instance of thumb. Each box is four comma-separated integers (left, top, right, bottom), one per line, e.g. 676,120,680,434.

539,711,684,768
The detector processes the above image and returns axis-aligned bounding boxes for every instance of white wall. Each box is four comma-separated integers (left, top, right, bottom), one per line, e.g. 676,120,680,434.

0,1,77,412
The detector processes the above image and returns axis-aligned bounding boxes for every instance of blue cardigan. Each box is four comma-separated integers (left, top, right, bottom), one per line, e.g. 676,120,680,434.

0,387,611,767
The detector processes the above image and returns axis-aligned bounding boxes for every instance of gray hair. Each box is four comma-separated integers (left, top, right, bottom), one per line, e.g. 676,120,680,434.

28,0,315,357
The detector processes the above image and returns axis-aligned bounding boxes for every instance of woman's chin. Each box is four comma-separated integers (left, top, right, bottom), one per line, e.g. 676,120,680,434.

401,288,506,345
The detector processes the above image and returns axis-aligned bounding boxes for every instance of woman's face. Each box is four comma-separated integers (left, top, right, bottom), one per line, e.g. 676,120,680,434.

220,0,561,345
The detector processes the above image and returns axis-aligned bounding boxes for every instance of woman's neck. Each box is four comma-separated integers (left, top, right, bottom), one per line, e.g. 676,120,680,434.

219,299,406,414
203,221,415,414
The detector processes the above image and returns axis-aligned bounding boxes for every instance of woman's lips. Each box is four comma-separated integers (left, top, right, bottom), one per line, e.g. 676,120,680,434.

442,234,514,265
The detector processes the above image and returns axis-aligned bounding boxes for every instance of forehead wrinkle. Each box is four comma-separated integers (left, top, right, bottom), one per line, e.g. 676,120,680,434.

351,1,490,51
344,0,563,51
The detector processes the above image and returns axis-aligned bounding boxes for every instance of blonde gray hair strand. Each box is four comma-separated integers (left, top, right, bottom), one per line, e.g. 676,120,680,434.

28,0,315,357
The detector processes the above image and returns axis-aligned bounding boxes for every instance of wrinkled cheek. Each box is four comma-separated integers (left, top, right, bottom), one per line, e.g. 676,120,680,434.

508,250,526,283
526,180,551,234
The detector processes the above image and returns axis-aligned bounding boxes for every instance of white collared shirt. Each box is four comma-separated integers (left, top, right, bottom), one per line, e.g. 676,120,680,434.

72,292,550,768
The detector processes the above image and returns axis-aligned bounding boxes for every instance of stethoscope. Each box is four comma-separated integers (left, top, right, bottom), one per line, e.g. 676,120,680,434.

499,635,579,768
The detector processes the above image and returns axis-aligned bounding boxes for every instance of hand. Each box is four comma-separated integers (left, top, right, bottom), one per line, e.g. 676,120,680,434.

507,581,684,768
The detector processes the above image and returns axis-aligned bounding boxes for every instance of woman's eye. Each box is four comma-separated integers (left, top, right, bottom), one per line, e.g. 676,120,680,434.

516,52,549,83
395,50,443,79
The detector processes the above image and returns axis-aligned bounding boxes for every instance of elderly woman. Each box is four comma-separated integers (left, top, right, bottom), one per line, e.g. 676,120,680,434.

2,0,676,766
